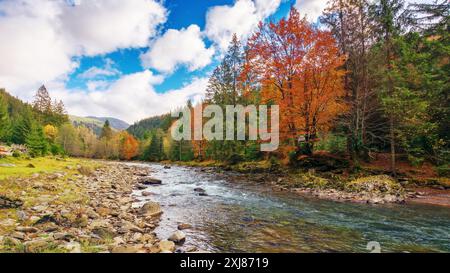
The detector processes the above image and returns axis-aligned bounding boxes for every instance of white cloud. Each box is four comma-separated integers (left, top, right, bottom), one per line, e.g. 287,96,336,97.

86,80,110,92
78,59,121,79
0,2,76,99
0,0,167,96
79,67,119,79
294,0,328,22
141,25,214,73
52,71,208,123
205,0,281,51
62,0,167,56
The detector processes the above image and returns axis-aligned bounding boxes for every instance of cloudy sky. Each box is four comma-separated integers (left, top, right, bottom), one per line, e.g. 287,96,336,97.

0,0,431,123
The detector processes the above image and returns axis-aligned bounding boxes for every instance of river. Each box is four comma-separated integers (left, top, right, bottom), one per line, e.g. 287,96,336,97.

130,163,450,253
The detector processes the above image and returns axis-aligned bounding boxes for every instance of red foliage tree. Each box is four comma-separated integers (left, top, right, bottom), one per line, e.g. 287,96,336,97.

244,7,347,155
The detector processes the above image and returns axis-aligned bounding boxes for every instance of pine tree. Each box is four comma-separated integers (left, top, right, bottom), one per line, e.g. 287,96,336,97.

11,108,33,144
26,124,48,157
32,85,52,114
0,95,10,142
100,120,113,140
370,0,408,175
143,132,163,161
204,34,245,160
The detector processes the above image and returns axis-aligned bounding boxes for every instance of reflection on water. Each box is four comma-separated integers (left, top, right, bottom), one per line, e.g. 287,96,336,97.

130,163,450,253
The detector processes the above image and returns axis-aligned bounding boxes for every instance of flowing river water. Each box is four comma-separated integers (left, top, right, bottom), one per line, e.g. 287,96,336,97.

129,163,450,253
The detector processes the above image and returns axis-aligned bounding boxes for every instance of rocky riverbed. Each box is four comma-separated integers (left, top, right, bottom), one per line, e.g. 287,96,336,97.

0,162,187,253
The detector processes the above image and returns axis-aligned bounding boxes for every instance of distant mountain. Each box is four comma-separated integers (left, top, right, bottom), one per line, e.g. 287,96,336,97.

70,115,129,135
86,116,129,131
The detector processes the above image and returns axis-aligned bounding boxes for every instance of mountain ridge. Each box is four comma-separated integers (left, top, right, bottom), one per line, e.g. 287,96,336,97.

70,115,130,135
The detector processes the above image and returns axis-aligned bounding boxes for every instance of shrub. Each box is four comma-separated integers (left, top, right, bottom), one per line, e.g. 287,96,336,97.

226,153,244,165
315,133,347,154
346,175,404,195
50,144,64,156
295,172,330,190
408,155,424,167
435,165,449,177
12,150,21,158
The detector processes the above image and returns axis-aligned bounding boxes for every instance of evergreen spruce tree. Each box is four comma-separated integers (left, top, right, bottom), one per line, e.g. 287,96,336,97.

11,108,33,144
0,95,10,142
143,132,163,161
26,124,48,157
370,0,408,175
32,85,52,113
100,120,113,140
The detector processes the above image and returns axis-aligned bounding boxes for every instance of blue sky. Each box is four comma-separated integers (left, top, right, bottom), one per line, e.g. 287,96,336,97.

0,0,429,123
67,0,295,93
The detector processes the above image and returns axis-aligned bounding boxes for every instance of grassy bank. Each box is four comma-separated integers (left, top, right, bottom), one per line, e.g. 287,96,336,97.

0,156,99,180
163,158,449,191
0,157,100,248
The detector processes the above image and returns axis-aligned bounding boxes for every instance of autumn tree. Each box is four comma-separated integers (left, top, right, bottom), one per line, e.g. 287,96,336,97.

57,123,81,156
43,124,58,143
190,103,207,160
77,126,98,158
246,7,347,156
120,132,139,160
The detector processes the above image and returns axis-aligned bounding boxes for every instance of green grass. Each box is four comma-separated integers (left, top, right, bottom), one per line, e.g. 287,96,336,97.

0,156,94,180
0,156,102,236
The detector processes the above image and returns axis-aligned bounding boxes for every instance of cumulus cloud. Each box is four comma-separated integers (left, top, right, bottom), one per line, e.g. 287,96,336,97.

0,0,167,96
52,71,208,123
62,0,167,56
78,59,121,79
141,25,214,73
294,0,328,22
205,0,281,51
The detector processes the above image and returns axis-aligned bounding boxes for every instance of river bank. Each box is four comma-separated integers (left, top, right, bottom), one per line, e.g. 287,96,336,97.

0,158,177,253
1,157,450,253
130,163,450,253
169,160,450,207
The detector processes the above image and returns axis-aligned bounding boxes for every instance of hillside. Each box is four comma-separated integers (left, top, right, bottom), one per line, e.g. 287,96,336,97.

86,116,129,131
0,88,34,119
70,115,129,135
127,113,173,139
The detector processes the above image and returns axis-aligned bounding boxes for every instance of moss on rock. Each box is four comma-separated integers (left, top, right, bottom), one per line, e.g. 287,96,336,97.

345,175,404,195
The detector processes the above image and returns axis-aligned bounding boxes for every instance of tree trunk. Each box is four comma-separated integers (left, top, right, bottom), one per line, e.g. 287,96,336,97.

389,114,396,176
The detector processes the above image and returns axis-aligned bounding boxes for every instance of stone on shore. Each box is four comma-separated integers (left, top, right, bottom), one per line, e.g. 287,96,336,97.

0,162,163,253
177,223,192,230
158,240,175,252
0,195,23,209
138,177,162,185
139,201,163,217
168,230,186,244
15,226,39,233
64,241,82,253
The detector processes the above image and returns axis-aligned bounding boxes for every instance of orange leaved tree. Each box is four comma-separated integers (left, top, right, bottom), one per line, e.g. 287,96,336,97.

120,132,139,160
244,7,347,156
